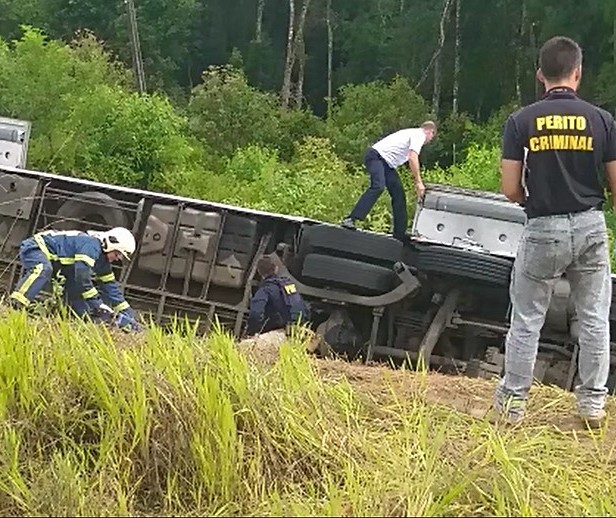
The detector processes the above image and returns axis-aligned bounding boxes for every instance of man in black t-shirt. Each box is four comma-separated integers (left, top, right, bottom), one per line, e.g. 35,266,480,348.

493,36,616,429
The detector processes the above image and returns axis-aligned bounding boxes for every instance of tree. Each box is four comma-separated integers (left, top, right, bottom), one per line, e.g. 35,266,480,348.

281,0,312,110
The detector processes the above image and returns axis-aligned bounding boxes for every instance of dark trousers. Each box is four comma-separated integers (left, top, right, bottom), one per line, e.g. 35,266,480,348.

10,239,54,307
348,148,407,240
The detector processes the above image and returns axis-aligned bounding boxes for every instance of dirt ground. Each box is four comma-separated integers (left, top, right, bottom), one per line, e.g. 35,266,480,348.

239,330,616,439
315,357,616,439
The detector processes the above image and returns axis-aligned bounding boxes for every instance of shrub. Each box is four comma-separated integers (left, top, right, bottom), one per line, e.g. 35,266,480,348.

186,65,284,160
0,26,130,168
49,85,197,190
327,76,431,164
424,144,501,192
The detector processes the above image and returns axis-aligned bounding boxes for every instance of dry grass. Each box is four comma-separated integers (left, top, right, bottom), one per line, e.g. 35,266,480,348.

0,308,614,516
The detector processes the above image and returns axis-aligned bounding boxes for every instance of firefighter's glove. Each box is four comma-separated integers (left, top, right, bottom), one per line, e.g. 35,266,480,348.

93,303,115,323
113,311,143,333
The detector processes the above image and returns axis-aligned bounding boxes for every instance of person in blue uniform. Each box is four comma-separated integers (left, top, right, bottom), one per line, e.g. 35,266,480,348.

9,227,141,331
246,255,309,336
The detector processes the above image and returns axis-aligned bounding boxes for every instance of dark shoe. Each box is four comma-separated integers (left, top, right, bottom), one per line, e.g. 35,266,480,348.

341,217,357,230
8,296,27,311
394,234,412,245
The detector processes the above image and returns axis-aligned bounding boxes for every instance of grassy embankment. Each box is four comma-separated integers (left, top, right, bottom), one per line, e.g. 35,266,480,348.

0,308,615,516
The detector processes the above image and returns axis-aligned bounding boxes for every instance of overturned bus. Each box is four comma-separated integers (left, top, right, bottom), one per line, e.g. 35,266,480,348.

1,116,615,394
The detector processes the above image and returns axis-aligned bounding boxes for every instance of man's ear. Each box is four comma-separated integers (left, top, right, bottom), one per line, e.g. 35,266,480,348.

536,68,545,85
574,64,582,83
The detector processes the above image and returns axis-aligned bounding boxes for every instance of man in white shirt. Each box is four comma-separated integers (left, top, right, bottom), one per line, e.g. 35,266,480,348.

341,121,437,241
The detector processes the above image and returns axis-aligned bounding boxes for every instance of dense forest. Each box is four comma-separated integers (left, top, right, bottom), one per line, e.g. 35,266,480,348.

1,0,616,236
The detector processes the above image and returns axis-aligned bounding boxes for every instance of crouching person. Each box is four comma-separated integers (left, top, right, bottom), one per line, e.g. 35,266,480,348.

9,227,142,332
246,255,309,336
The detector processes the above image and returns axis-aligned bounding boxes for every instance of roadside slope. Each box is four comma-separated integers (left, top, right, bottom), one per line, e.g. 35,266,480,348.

0,312,613,517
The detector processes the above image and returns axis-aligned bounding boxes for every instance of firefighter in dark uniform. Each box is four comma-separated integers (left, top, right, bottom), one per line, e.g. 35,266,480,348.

246,255,309,336
493,36,616,428
10,227,141,331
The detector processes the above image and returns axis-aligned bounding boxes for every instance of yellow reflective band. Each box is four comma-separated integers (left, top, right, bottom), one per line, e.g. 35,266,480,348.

97,272,115,283
10,292,30,306
113,301,130,312
18,263,44,296
33,234,54,260
32,234,87,266
74,254,95,267
81,287,99,300
283,283,297,294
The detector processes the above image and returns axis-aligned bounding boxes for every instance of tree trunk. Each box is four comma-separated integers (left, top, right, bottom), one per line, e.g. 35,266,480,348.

292,0,311,109
416,0,454,91
430,0,454,115
432,54,441,116
613,16,616,65
255,0,265,43
125,0,146,93
514,0,526,105
452,0,461,114
281,0,296,109
294,38,306,108
530,21,541,100
326,0,333,119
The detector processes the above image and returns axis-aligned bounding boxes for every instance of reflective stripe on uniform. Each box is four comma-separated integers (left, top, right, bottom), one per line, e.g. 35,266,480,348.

113,301,130,312
33,234,96,267
10,291,30,306
74,254,95,267
97,272,115,283
81,287,99,300
17,263,44,297
33,234,53,260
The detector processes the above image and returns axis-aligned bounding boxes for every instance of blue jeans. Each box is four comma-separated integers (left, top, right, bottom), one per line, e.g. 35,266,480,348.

494,208,612,418
349,148,407,240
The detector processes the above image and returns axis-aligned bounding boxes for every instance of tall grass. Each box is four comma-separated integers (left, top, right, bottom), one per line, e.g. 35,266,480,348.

0,308,614,516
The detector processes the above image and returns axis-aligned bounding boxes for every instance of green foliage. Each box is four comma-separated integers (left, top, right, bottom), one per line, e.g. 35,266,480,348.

0,27,195,189
425,144,501,192
327,76,431,163
1,0,615,122
187,65,283,160
0,27,129,143
421,111,479,168
465,101,522,149
188,65,323,165
595,62,616,109
171,138,371,225
186,64,325,164
51,85,197,189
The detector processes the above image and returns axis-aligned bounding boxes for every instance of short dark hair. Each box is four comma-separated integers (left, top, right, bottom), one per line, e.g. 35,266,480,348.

539,36,582,81
257,255,277,278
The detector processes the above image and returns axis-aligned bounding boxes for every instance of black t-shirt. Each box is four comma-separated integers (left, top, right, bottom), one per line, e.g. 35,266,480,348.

501,86,616,218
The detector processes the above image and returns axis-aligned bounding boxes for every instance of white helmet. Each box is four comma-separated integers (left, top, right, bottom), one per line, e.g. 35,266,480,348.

95,227,136,261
